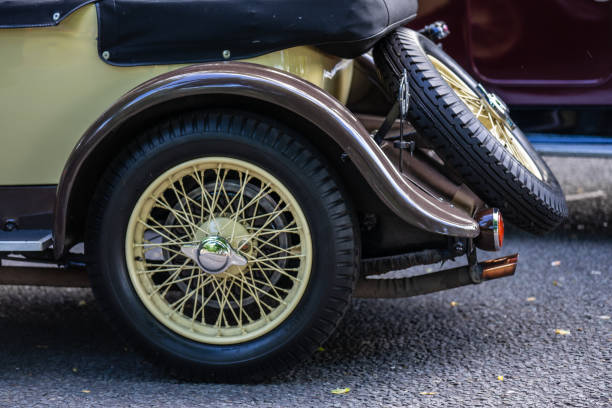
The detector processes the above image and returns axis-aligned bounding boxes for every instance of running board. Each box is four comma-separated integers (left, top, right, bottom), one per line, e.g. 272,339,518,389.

0,265,89,287
0,230,53,252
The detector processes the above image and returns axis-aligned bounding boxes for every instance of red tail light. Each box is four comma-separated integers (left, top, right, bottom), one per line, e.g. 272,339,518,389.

497,211,504,248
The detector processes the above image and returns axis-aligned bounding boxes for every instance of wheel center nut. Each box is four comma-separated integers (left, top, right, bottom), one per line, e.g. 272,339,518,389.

181,235,247,275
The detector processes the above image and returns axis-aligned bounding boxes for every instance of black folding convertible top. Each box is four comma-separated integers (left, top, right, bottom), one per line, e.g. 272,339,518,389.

0,0,418,66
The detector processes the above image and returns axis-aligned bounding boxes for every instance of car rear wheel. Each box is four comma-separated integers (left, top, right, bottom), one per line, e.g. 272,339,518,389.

86,111,358,380
374,28,567,233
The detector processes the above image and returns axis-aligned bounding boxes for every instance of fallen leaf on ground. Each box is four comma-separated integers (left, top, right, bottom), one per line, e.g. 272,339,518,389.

331,388,350,394
72,367,78,373
497,376,504,381
552,280,560,287
81,390,90,394
450,301,458,307
317,347,325,352
555,329,571,336
551,260,561,267
420,392,437,395
526,297,536,302
598,315,610,320
78,300,87,307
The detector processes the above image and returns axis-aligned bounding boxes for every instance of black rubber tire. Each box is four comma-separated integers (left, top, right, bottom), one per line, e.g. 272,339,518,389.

86,110,358,381
374,28,567,234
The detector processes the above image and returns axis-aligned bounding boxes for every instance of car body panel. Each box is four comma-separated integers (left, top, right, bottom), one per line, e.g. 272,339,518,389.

0,5,354,185
410,0,612,106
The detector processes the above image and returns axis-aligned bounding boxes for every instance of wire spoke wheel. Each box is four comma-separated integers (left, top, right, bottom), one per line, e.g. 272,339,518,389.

89,111,357,379
125,157,312,345
427,55,543,181
374,28,567,233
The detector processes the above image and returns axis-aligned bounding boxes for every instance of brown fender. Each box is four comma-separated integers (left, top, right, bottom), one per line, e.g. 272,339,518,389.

54,62,478,258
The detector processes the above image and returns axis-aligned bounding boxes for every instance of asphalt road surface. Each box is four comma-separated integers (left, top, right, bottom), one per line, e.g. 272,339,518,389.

0,157,610,407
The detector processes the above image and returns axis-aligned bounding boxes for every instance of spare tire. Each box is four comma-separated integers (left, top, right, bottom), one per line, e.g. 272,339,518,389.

374,28,567,234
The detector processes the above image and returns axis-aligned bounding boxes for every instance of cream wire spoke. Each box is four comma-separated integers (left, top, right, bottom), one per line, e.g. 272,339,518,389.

244,249,301,283
235,272,287,305
190,167,207,221
190,276,224,322
136,265,199,275
230,171,250,241
238,200,287,224
256,245,303,260
191,166,222,224
140,250,180,267
215,278,244,330
249,242,302,262
136,237,196,248
210,276,251,329
250,237,301,257
230,182,273,223
241,270,278,310
139,218,187,244
169,268,199,317
168,178,198,235
244,220,298,243
147,259,192,298
218,173,235,218
156,272,207,294
236,271,272,317
210,165,229,218
196,274,207,324
247,260,301,282
174,274,215,321
178,187,211,227
252,263,290,300
190,272,203,325
247,224,300,236
218,171,249,218
177,176,202,220
249,253,305,263
240,201,291,243
213,278,232,329
139,239,197,257
145,244,193,261
153,195,199,236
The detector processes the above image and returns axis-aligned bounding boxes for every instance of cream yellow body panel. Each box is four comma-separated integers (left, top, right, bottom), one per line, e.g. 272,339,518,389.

0,5,353,185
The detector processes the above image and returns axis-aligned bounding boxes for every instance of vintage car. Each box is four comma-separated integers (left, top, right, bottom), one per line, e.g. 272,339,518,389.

410,0,612,156
0,0,566,380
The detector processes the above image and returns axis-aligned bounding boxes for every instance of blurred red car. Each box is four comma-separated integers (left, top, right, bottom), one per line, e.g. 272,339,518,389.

410,0,612,156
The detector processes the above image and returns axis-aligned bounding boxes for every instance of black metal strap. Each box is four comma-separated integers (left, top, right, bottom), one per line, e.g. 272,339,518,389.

373,69,410,145
373,100,400,145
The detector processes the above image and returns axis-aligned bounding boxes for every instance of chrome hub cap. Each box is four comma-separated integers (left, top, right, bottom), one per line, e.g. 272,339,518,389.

180,217,252,277
181,235,247,276
475,84,516,129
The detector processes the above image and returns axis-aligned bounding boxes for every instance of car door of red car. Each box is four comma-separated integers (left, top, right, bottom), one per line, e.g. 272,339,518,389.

412,0,612,106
